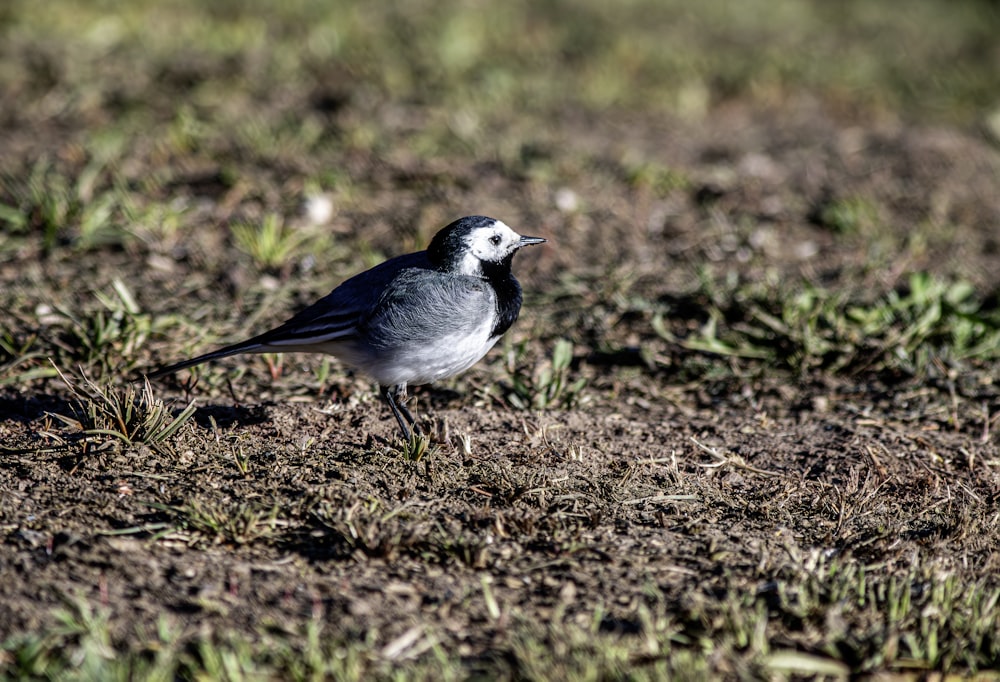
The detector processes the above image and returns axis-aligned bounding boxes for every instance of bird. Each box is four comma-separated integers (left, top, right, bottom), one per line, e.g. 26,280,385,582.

146,215,546,440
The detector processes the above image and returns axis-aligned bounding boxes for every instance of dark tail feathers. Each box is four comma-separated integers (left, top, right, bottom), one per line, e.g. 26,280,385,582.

143,341,262,380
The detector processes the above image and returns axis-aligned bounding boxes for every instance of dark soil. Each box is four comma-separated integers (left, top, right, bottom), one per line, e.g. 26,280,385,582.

3,101,1000,676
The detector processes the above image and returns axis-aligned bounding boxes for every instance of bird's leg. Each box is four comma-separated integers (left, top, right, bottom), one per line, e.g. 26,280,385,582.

383,383,420,440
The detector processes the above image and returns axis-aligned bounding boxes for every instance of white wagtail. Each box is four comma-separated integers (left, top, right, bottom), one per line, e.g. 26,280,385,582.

146,215,546,439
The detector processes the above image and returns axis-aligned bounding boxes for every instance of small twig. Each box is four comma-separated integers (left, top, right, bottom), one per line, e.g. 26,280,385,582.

690,437,782,477
621,494,698,505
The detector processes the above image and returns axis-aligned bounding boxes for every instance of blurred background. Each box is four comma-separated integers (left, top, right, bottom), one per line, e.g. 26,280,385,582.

2,0,998,237
3,0,999,127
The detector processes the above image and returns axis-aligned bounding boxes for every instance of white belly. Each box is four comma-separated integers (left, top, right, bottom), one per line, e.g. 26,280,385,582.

324,317,500,387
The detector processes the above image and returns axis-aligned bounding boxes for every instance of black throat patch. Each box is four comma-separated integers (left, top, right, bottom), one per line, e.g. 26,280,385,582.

480,255,523,338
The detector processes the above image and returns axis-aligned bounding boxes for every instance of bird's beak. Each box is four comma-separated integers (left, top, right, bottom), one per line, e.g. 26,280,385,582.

518,235,546,247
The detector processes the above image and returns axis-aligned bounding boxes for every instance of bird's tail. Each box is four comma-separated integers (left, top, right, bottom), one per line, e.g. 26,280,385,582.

144,340,265,380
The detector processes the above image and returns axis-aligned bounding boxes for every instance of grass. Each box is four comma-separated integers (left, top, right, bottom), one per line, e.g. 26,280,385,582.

0,160,123,254
60,280,164,372
312,494,424,560
680,272,1000,377
4,557,997,679
397,431,437,462
231,212,327,273
811,196,883,236
757,558,1000,672
42,367,197,455
162,499,284,546
0,3,995,191
1,278,187,386
505,338,588,410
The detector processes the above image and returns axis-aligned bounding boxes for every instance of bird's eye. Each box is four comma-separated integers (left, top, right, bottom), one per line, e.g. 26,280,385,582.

489,234,502,246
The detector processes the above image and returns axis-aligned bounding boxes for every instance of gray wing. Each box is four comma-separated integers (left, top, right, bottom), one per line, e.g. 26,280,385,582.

358,269,496,351
146,251,434,377
255,251,433,348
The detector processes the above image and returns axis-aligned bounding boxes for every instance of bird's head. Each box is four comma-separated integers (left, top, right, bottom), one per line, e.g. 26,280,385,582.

427,216,546,277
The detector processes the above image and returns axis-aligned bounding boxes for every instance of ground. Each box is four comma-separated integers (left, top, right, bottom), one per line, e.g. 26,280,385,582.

1,1,1000,679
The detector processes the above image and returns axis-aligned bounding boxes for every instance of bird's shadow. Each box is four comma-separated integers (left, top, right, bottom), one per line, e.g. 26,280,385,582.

0,394,77,426
415,385,465,408
191,403,272,430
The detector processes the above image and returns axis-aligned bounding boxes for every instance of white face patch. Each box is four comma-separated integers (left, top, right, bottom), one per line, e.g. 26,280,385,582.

456,221,523,276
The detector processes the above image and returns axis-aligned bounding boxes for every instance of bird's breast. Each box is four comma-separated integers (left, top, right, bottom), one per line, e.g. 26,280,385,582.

361,315,500,386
